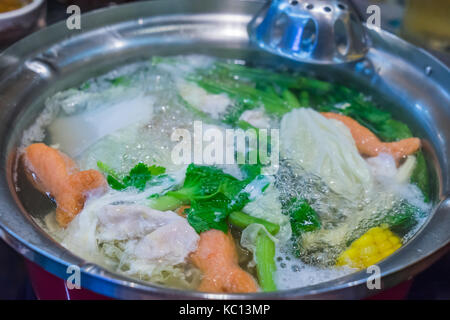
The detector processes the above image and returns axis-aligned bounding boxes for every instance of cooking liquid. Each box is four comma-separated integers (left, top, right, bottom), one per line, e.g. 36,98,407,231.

16,55,431,291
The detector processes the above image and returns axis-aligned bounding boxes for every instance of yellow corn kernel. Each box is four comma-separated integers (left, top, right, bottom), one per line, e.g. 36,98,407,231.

366,227,382,235
346,248,359,259
382,244,402,258
360,245,378,257
352,234,374,248
377,240,393,252
373,232,388,244
388,236,401,245
336,226,402,270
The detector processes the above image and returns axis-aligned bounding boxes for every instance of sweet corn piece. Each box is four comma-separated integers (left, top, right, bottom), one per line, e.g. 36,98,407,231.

336,226,402,270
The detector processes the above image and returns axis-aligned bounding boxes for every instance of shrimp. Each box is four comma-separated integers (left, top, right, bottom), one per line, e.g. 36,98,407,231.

321,112,421,163
23,143,107,227
190,229,258,293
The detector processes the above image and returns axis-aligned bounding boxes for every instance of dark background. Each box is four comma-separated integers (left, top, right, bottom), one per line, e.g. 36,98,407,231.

0,0,449,300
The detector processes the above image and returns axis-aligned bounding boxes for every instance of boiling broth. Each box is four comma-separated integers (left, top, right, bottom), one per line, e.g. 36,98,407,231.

16,55,431,292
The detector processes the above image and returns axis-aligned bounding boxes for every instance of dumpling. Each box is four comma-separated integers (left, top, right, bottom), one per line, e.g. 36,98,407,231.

96,205,199,272
62,202,199,276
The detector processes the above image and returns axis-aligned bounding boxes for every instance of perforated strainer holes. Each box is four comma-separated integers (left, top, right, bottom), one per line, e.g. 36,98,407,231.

270,13,289,47
299,18,317,53
324,6,332,13
306,3,314,10
337,3,347,10
334,19,349,56
290,0,298,6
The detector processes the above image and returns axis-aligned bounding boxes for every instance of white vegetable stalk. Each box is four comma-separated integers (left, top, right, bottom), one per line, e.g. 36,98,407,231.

280,108,372,200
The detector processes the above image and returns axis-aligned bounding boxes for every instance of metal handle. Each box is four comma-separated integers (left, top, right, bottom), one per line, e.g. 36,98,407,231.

248,0,369,64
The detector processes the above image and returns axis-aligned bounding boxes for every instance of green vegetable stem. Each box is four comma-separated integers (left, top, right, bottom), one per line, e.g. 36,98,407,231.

149,194,186,211
255,230,277,292
228,211,280,236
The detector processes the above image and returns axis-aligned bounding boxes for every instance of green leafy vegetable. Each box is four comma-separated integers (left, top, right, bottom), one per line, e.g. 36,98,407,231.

282,89,301,109
187,174,269,233
151,164,269,234
222,101,255,125
298,91,310,107
188,62,324,117
239,154,263,181
346,200,426,246
186,195,231,233
320,93,413,142
188,60,418,146
165,164,242,202
376,119,413,142
282,198,321,237
381,201,425,235
212,62,301,88
106,175,127,191
79,81,91,91
410,151,431,202
192,75,292,116
109,75,131,87
151,56,177,66
213,62,332,93
235,119,258,131
97,161,165,192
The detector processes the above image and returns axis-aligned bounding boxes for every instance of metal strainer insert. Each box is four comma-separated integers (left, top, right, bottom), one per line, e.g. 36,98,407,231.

248,0,369,64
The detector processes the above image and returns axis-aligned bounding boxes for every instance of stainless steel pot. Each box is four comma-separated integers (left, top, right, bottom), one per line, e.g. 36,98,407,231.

0,0,449,299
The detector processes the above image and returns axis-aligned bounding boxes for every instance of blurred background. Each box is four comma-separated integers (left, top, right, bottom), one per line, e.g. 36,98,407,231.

0,0,449,300
1,0,449,54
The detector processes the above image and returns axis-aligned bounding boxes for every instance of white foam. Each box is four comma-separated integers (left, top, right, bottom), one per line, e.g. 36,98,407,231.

274,244,355,290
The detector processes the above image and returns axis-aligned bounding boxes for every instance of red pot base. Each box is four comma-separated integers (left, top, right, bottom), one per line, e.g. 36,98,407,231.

25,260,412,300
